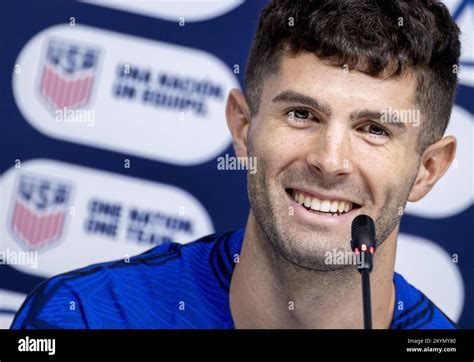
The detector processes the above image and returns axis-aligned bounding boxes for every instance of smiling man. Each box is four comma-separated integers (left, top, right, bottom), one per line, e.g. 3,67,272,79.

12,0,460,329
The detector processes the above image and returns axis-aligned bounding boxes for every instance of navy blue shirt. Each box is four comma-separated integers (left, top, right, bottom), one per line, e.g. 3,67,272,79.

11,229,457,329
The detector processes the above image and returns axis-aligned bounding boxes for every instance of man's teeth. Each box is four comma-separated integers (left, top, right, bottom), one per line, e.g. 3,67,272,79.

293,191,353,214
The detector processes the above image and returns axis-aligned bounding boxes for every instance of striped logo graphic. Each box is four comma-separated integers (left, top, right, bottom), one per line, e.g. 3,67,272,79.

10,174,72,251
39,39,100,110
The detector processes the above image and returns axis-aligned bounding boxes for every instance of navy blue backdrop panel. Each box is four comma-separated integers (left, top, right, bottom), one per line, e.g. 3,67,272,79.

0,0,472,329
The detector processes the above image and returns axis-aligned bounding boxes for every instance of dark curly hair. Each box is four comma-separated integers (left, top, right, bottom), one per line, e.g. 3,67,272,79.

244,0,461,153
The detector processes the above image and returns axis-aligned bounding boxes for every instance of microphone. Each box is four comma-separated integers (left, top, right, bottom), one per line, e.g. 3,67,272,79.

351,214,377,329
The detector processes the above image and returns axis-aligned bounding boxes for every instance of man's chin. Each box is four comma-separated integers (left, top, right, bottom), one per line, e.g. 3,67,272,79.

278,247,354,272
273,229,354,271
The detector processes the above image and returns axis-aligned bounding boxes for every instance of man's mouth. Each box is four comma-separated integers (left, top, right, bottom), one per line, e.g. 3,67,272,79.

286,188,362,217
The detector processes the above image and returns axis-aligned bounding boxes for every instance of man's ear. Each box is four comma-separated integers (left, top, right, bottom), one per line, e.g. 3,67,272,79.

408,136,457,202
226,89,251,158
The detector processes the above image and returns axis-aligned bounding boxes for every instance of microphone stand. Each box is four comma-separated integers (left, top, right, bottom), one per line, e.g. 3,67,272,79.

353,245,374,329
361,268,372,329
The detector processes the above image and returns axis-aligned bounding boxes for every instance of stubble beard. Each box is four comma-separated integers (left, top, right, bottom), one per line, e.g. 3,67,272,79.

246,142,415,273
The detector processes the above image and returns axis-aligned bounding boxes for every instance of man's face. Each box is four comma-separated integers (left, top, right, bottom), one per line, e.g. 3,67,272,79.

247,52,422,270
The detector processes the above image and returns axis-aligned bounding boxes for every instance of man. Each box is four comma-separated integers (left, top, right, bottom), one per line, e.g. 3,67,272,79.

12,0,460,329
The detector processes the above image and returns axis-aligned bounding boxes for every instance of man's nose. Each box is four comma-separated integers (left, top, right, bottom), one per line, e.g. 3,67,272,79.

306,124,354,179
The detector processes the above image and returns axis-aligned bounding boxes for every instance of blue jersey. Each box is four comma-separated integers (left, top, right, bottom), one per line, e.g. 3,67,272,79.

11,229,457,329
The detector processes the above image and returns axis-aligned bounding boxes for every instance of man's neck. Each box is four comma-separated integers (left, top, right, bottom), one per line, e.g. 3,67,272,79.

229,213,397,329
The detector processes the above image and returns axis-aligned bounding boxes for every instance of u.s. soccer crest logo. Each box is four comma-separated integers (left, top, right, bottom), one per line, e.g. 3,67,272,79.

39,39,100,110
10,174,72,251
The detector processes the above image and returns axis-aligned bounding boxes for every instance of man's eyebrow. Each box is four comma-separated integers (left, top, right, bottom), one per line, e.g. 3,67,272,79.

350,110,408,133
271,90,332,117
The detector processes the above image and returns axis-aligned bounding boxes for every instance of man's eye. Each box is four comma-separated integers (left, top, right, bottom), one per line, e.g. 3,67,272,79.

360,124,390,138
287,109,316,122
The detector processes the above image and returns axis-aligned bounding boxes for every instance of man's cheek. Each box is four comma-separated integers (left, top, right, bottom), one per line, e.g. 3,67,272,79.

377,179,405,217
265,133,302,161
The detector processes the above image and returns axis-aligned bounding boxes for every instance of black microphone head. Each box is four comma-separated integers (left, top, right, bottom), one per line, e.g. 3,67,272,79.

351,214,375,241
351,214,377,272
351,214,376,253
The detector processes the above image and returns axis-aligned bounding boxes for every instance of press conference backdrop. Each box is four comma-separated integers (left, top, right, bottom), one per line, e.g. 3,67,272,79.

0,0,472,329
